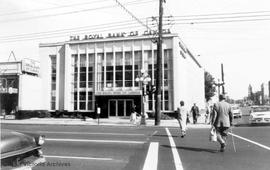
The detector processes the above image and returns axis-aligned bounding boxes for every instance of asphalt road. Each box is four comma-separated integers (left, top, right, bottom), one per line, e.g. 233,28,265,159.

2,123,270,170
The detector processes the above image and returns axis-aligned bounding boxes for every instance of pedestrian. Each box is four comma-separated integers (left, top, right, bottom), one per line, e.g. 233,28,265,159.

205,105,213,124
176,101,189,138
130,105,139,125
211,94,233,152
191,103,199,124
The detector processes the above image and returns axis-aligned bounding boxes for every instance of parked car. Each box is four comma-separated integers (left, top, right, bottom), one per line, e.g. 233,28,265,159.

249,106,270,125
1,129,45,170
232,105,242,118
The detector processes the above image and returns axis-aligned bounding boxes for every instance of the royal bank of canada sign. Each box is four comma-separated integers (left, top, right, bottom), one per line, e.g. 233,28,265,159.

22,58,40,75
70,29,171,41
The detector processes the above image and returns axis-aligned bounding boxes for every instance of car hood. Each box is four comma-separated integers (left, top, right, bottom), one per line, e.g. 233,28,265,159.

0,129,37,154
251,112,270,118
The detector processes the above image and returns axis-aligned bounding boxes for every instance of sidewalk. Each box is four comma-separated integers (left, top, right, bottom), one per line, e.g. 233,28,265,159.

0,115,210,128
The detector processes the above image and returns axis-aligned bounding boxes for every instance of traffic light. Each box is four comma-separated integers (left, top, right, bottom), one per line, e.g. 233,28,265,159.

151,85,156,93
146,84,150,95
146,84,156,95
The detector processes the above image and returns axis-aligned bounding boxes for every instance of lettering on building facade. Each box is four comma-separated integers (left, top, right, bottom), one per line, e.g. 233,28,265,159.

69,29,171,41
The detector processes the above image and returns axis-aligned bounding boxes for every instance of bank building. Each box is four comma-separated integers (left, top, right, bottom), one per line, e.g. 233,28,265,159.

0,32,205,119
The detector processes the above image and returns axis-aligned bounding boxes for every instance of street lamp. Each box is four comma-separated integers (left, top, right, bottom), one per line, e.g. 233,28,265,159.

135,69,151,125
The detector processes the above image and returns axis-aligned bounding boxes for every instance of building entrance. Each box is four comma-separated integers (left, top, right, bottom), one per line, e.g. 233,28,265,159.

108,99,134,117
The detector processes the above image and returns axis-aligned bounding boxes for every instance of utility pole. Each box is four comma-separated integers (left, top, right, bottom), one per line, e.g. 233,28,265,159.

221,63,225,95
155,0,164,125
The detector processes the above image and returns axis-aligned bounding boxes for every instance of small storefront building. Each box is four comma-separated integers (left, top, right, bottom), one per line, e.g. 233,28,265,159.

0,59,42,119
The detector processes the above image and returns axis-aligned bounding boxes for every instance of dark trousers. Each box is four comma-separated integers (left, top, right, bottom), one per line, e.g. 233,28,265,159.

192,113,197,124
216,126,229,145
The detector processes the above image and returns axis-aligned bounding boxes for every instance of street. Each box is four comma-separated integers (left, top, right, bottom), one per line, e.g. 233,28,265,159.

2,122,270,170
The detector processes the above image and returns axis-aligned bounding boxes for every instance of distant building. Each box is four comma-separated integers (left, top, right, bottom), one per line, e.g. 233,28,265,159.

261,81,270,105
39,32,205,118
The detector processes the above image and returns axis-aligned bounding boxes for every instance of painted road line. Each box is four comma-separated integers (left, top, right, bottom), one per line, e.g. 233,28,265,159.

142,142,159,170
228,132,270,150
45,138,145,144
20,131,145,136
165,128,184,170
44,155,113,161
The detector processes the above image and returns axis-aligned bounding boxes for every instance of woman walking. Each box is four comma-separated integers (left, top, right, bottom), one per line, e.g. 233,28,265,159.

177,101,189,138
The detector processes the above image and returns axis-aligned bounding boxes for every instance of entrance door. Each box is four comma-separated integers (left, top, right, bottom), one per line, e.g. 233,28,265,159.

125,100,133,117
108,99,134,117
109,100,116,116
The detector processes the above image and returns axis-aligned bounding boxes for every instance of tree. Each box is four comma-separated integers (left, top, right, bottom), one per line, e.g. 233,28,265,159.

205,71,216,101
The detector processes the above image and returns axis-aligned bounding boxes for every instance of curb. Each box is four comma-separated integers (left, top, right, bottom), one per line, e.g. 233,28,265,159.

0,119,211,129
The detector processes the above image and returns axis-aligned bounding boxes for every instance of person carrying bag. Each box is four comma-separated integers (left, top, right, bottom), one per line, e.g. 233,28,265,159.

209,126,217,142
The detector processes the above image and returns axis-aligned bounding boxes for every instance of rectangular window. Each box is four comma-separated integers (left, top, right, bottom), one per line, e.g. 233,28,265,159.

79,54,86,88
88,91,93,110
88,53,94,88
106,52,113,88
134,51,142,87
79,91,86,110
50,55,57,110
96,53,104,90
115,52,123,87
71,54,78,110
125,51,132,87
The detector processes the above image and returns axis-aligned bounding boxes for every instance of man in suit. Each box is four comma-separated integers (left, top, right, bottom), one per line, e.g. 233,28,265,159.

212,94,233,152
191,103,199,124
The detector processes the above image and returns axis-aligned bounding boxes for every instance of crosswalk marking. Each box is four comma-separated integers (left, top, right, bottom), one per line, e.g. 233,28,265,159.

229,132,270,150
143,142,159,170
165,128,184,170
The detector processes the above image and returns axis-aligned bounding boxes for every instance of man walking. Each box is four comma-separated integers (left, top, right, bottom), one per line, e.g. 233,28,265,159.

191,103,199,124
212,94,233,152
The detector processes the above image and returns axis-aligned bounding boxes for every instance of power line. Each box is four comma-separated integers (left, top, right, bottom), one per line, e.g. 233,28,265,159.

0,24,156,43
0,0,155,23
0,0,109,16
2,17,270,42
114,0,153,31
172,10,270,18
174,17,270,25
0,19,143,39
173,14,270,21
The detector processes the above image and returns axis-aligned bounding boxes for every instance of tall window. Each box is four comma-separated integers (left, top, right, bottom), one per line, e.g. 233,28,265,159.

163,49,173,111
79,91,86,110
80,54,86,88
50,55,57,110
125,51,132,87
88,53,94,88
71,54,78,110
106,52,113,88
96,53,104,90
88,54,95,110
115,52,123,87
134,51,142,87
88,91,93,110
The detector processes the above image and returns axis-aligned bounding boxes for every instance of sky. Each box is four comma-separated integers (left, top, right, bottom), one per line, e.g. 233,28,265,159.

0,0,270,100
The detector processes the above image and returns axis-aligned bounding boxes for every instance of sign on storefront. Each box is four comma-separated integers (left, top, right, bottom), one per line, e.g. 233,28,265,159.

22,58,40,75
95,91,140,96
0,62,21,74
